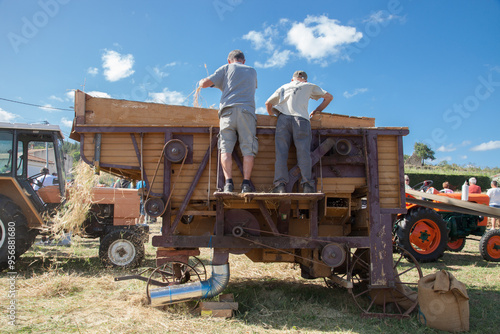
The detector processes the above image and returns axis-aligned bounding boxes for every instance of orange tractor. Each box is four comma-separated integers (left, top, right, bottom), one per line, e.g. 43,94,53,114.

393,180,500,262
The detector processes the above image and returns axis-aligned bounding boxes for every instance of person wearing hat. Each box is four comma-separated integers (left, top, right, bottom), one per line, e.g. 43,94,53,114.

198,49,258,193
265,71,333,193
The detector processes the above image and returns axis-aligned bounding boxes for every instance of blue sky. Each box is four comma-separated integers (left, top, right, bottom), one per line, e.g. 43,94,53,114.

1,0,499,168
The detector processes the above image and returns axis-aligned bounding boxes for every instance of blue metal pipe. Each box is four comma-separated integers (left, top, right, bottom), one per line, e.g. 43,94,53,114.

149,263,230,307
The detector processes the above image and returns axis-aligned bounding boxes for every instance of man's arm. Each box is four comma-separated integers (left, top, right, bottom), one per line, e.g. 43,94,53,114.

265,101,276,116
198,78,215,89
310,92,333,117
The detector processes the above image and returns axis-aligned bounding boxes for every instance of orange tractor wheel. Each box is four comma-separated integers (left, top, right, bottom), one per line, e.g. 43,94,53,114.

480,229,500,262
395,207,448,262
447,238,466,252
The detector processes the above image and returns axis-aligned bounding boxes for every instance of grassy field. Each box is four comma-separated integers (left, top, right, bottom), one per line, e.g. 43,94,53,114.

1,224,499,334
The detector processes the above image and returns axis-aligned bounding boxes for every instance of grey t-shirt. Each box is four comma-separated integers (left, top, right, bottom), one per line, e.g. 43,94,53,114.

208,62,257,116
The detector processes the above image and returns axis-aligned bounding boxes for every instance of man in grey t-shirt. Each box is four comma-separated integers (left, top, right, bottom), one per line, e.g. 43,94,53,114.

199,50,258,193
266,70,333,193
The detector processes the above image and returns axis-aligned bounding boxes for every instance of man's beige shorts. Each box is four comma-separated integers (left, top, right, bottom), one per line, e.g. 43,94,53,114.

218,107,258,157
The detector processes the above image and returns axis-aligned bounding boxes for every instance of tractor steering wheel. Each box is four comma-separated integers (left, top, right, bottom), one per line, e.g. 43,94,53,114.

412,180,433,192
27,172,46,188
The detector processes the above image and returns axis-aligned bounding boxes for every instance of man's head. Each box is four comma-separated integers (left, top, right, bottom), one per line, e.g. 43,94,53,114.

40,167,49,174
293,70,308,82
469,177,477,185
492,180,498,188
228,50,245,64
404,175,410,184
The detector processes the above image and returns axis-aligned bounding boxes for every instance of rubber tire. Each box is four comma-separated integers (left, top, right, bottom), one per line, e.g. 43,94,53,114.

0,195,38,271
99,230,145,268
479,229,500,262
395,207,448,263
447,238,466,252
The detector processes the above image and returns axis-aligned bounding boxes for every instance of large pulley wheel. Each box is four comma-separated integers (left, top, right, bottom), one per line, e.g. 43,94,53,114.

395,207,448,262
164,139,187,163
224,209,260,254
479,229,500,262
144,197,165,218
349,246,422,318
321,243,346,268
146,258,206,306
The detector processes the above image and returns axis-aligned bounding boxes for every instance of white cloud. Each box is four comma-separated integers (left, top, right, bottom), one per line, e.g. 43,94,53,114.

0,108,18,122
87,91,112,98
255,50,292,69
243,27,276,52
39,104,55,111
343,88,368,99
439,156,452,162
66,91,75,101
60,117,73,127
286,15,362,61
436,144,456,152
256,107,267,115
364,10,405,24
87,67,99,76
49,95,64,102
102,50,135,82
460,155,468,160
146,88,186,105
152,66,169,79
461,140,471,146
470,140,500,151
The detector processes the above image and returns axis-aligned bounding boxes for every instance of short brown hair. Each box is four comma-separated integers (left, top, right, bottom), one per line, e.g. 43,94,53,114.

228,49,245,62
443,181,450,189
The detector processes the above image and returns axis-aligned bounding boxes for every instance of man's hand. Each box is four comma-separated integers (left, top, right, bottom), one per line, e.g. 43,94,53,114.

198,78,214,89
310,92,333,118
265,101,277,116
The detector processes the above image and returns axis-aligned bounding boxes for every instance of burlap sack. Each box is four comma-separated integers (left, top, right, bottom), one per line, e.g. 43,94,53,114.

418,270,469,332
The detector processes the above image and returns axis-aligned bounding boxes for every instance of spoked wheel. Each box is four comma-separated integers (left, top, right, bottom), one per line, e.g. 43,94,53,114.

324,248,365,289
480,229,500,262
447,238,466,252
146,260,205,306
349,246,423,318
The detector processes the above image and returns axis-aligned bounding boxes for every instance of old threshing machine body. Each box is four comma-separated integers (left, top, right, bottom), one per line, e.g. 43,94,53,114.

71,90,412,316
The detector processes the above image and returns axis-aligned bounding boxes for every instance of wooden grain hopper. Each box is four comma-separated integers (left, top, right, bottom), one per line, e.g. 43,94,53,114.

71,90,415,317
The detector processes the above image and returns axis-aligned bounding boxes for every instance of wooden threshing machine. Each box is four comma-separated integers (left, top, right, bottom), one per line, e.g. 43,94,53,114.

71,90,419,317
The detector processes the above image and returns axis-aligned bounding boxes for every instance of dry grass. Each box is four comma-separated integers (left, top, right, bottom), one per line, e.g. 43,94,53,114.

1,230,499,333
50,161,99,237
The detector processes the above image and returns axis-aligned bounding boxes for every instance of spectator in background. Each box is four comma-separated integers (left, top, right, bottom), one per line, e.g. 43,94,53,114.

404,175,412,190
468,177,482,193
487,180,500,229
440,181,454,193
33,167,56,191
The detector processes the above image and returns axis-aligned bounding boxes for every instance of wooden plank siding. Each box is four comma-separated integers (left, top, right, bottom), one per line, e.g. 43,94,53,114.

377,135,401,208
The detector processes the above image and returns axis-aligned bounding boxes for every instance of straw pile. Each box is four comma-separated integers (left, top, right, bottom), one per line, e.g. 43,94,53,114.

50,161,99,236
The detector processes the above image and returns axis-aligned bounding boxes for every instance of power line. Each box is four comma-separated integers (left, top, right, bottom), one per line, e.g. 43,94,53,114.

0,97,73,112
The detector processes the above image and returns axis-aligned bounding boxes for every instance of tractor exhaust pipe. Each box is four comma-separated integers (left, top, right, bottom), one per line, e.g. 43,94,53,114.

149,252,230,307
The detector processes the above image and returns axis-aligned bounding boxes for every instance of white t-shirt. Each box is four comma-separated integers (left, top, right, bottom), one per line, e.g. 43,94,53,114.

266,81,327,120
33,174,56,191
487,187,500,206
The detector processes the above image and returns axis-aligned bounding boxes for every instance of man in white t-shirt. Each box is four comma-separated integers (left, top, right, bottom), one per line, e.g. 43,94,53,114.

487,180,500,229
32,167,56,191
266,71,333,193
